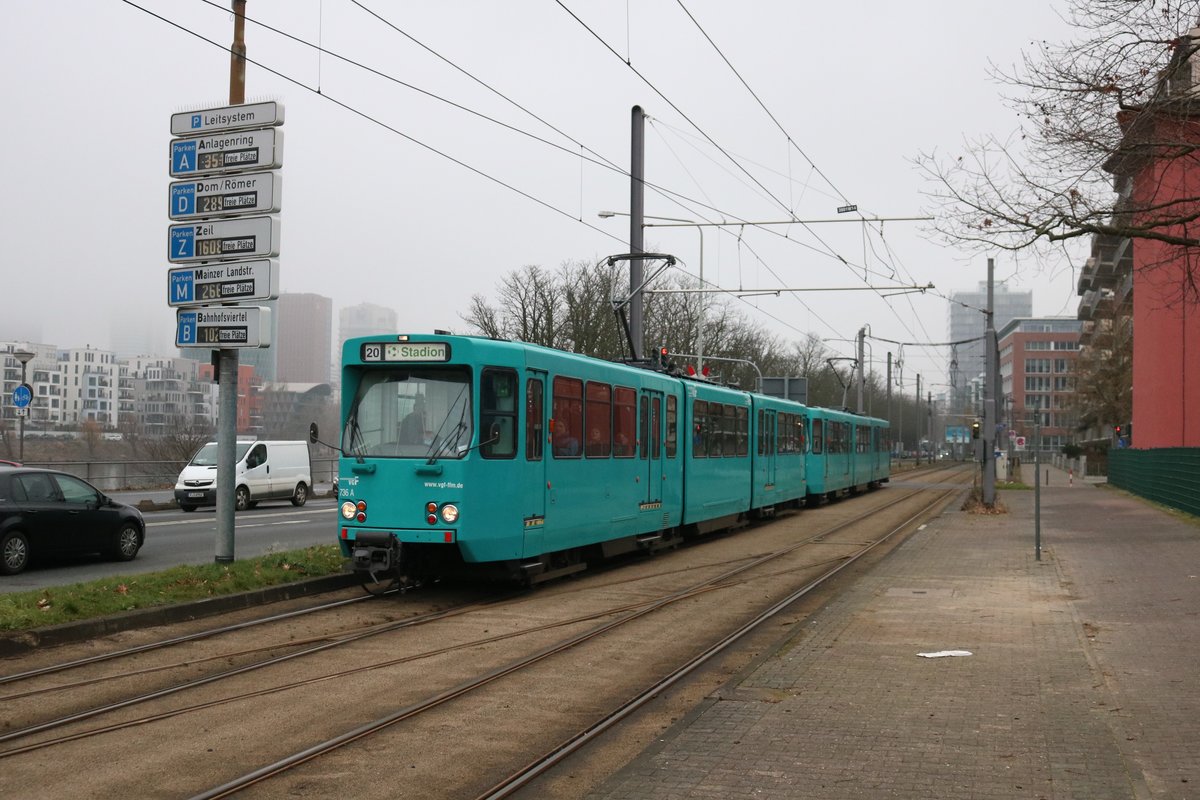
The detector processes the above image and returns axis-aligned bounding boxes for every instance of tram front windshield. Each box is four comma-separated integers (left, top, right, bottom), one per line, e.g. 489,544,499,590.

343,367,473,459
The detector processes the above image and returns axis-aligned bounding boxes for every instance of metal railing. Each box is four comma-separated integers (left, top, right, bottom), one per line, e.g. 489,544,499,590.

15,457,340,492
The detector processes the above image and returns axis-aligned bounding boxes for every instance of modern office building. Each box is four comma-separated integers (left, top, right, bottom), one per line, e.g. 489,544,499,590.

946,281,1033,410
335,302,397,386
997,317,1083,454
276,293,333,384
339,302,398,345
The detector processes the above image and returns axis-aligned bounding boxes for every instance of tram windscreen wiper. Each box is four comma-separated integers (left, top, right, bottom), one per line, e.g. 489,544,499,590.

425,387,470,465
345,413,366,463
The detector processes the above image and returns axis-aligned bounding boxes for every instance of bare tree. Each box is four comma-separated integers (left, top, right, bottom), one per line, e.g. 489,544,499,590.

1071,314,1134,432
917,0,1200,298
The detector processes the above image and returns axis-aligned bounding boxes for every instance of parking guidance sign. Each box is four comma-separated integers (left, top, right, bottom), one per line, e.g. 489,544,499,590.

170,128,283,178
169,172,281,220
168,259,278,307
168,216,280,263
171,101,284,135
176,306,272,348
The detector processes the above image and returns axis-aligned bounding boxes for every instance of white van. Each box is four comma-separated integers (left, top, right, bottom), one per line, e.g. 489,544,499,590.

174,440,312,512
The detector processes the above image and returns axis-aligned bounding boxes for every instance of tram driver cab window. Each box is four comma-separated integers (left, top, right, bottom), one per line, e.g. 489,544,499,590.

480,368,517,459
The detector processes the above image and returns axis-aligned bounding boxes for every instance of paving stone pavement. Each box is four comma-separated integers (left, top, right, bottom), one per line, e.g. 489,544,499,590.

590,465,1200,799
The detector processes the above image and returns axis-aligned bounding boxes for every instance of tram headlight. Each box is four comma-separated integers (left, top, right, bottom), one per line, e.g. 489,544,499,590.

440,504,459,523
340,501,356,520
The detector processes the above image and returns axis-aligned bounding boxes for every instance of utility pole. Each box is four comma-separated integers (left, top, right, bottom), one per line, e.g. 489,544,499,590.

856,326,866,414
915,373,922,465
886,352,892,455
982,257,997,506
628,105,646,362
215,0,247,563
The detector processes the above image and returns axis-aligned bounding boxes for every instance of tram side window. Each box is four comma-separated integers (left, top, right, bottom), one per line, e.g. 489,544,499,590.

585,382,612,458
812,419,824,454
834,422,848,454
721,405,736,456
639,396,649,459
666,395,677,458
779,413,792,454
525,378,543,461
693,400,708,458
552,376,583,458
651,396,662,459
798,415,808,453
713,404,727,457
756,409,765,456
614,387,636,457
480,368,517,459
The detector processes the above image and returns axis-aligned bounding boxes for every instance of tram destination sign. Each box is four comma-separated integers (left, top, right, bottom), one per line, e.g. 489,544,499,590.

170,128,283,178
169,172,281,220
168,259,279,307
170,101,284,136
168,216,280,263
176,306,272,348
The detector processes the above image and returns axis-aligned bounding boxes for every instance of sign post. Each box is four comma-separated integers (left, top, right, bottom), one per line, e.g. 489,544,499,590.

167,0,282,563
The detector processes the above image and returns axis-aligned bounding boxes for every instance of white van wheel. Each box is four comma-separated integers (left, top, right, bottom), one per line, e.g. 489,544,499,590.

235,486,251,511
291,482,309,507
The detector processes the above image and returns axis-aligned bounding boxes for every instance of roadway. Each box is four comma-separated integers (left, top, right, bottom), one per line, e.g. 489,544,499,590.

0,492,342,594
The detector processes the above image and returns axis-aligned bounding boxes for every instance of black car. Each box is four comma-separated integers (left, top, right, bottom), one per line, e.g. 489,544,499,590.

0,466,145,575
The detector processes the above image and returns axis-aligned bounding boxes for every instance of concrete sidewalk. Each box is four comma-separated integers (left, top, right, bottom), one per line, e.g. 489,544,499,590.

591,466,1200,799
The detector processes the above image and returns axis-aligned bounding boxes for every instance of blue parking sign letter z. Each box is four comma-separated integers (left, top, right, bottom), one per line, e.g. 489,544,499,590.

170,226,194,260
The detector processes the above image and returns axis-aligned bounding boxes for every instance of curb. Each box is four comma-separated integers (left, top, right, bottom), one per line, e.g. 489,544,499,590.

0,573,362,658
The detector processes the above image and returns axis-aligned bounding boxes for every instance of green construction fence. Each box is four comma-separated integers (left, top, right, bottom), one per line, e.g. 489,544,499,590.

1108,447,1200,517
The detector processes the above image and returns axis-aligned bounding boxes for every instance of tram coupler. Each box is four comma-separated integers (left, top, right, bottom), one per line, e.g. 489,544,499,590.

351,531,401,579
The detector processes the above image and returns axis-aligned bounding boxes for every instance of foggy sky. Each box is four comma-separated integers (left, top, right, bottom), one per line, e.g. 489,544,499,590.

0,1,1083,385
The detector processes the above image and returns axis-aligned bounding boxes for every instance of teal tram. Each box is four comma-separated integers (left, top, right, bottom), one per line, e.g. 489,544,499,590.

320,333,890,586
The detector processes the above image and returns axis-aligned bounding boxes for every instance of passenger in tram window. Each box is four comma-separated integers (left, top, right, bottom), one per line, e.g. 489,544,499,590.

553,422,580,457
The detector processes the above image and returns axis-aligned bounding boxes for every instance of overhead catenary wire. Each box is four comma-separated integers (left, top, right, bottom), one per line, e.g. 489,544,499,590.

142,0,939,375
126,0,628,244
180,0,876,352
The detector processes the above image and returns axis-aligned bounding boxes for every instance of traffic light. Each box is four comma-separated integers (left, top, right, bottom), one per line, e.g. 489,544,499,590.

971,420,981,439
1114,424,1123,437
658,346,669,370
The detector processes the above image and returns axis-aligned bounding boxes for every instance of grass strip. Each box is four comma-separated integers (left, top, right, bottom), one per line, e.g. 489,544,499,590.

0,545,344,632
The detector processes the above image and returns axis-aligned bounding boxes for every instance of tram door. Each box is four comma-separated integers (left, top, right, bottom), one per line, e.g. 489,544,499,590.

639,390,664,507
523,372,547,555
762,410,778,489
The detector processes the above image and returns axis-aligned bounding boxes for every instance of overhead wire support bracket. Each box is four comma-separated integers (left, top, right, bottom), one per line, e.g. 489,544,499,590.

605,252,677,363
643,282,934,298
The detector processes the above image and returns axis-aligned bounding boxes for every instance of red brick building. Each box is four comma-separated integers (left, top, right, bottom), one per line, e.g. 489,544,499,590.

1092,37,1200,448
998,317,1083,454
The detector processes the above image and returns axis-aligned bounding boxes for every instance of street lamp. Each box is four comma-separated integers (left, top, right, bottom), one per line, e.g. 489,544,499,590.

12,347,35,462
599,211,706,372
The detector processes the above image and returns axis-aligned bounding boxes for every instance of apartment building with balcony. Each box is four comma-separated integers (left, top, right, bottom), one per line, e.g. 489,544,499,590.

1088,28,1200,449
57,346,119,428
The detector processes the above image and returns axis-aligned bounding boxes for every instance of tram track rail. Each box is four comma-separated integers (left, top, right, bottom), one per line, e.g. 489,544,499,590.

192,466,972,799
0,465,970,799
